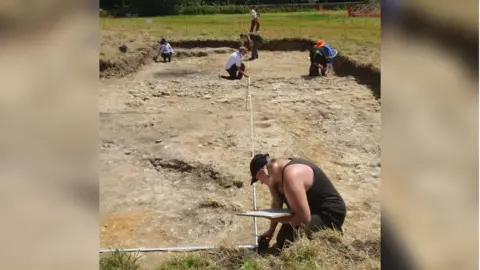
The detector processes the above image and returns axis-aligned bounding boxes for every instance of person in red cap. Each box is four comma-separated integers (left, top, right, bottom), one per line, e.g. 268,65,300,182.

249,153,346,252
308,40,337,76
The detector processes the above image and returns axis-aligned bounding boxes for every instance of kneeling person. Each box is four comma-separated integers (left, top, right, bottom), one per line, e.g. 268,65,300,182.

309,45,327,76
224,47,249,80
309,40,337,76
250,153,347,251
156,38,174,62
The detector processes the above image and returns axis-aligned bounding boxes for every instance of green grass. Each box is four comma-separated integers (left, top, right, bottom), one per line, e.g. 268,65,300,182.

155,254,219,270
99,231,380,270
100,10,380,68
101,11,378,42
100,250,142,270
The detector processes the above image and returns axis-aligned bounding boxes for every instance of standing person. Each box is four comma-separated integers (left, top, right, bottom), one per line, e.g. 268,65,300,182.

240,33,263,60
221,47,249,80
155,38,174,63
249,153,347,251
249,5,260,33
308,40,337,76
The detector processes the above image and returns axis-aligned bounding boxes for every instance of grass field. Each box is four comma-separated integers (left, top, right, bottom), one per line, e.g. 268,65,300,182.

100,11,380,67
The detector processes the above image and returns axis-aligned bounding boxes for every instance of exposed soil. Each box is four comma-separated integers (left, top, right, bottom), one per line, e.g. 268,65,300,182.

100,50,380,267
100,39,380,98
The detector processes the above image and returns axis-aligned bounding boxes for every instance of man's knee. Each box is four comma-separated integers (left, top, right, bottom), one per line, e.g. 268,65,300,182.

309,212,345,234
226,67,236,77
309,65,319,76
275,224,296,249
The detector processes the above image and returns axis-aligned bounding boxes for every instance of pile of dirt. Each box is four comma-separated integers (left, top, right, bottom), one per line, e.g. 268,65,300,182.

100,44,236,79
169,38,314,52
174,47,235,58
100,47,156,78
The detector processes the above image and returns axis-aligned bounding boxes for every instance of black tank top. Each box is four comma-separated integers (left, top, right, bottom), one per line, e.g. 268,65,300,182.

279,158,346,216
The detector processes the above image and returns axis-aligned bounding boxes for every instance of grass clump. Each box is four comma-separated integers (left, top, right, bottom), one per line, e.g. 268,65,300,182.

98,230,379,269
155,254,218,270
100,250,142,270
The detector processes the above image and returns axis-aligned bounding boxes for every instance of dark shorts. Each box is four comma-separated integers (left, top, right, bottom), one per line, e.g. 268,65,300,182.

275,210,345,249
226,63,245,79
309,63,326,76
161,52,172,58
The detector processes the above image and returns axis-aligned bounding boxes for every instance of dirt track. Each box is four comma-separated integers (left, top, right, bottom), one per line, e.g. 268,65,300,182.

99,50,380,265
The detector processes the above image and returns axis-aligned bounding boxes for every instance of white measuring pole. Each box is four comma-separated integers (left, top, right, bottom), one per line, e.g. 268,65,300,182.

99,244,257,253
246,65,259,247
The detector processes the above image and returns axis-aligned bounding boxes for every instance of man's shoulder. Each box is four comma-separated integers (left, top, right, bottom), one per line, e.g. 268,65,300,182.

231,52,241,60
227,52,237,60
313,47,325,54
283,163,303,179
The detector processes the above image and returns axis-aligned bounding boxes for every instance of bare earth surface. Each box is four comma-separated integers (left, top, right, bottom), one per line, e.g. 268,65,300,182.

100,50,380,267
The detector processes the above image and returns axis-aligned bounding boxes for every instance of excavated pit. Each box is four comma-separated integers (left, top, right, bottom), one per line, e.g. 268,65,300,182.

100,38,380,98
100,49,381,268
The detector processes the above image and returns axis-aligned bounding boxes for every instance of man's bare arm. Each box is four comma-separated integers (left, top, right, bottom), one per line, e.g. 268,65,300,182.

267,185,284,232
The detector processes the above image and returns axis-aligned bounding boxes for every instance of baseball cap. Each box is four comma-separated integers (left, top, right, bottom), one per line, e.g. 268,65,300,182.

250,153,269,185
314,40,326,48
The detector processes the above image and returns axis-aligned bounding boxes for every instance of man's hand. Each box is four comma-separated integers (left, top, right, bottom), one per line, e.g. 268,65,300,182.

258,228,275,247
240,70,249,78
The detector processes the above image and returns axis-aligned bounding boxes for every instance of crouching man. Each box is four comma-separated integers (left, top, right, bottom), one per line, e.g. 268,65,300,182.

222,47,249,80
309,40,337,76
155,38,174,63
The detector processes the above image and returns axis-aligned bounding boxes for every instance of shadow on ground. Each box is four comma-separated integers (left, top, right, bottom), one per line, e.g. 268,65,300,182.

153,69,210,79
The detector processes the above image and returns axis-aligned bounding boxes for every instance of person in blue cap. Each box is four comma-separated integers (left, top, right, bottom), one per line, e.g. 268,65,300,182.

249,153,346,251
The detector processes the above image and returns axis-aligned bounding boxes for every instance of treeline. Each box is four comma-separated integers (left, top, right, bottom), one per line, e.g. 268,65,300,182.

100,0,361,16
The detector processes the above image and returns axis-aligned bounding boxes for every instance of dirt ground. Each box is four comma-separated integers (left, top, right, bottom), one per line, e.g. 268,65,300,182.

100,50,380,267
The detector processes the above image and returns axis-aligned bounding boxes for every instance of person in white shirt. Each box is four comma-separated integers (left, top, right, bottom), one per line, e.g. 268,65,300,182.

249,6,260,33
221,47,249,80
155,38,174,62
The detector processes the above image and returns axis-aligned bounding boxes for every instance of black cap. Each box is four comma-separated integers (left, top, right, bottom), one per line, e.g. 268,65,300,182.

250,153,269,185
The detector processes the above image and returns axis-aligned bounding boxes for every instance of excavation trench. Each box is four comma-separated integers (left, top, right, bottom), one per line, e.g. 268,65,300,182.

100,38,380,98
100,39,381,264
